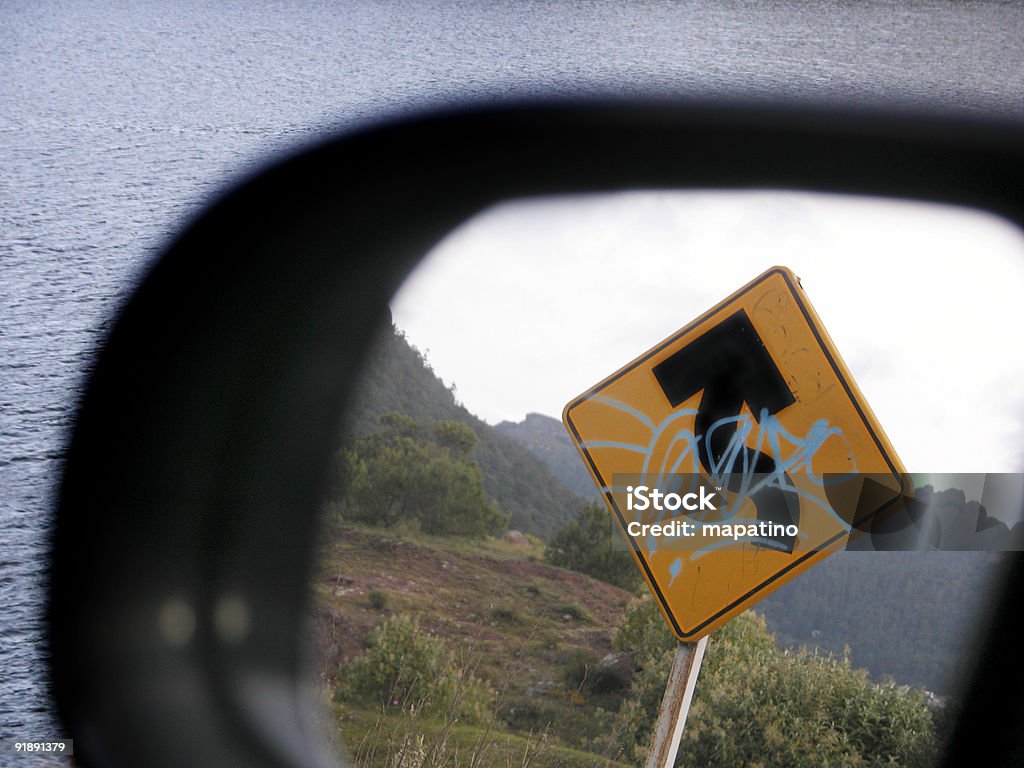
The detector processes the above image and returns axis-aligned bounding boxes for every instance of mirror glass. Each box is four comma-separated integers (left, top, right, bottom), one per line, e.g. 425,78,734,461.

313,191,1024,767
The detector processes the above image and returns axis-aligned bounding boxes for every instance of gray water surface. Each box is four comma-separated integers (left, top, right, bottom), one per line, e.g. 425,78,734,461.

2,0,1023,759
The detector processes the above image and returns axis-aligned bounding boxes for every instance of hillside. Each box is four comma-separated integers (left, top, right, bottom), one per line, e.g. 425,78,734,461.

338,321,585,540
312,523,941,768
495,412,598,498
312,522,636,767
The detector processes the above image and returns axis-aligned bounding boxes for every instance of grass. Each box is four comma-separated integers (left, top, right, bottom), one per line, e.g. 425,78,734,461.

312,520,636,766
331,699,627,768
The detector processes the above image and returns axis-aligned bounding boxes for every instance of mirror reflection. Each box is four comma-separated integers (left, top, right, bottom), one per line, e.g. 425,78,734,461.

312,191,1024,767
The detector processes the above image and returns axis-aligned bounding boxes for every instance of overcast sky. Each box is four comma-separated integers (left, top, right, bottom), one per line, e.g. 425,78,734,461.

392,190,1024,475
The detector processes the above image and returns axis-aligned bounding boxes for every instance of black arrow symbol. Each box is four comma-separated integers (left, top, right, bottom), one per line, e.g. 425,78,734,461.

653,309,800,552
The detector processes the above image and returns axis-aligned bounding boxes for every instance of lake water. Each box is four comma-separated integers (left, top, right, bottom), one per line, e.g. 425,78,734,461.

2,0,1023,760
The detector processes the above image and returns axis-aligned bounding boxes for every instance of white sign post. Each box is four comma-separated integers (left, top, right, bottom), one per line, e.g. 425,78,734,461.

644,636,709,768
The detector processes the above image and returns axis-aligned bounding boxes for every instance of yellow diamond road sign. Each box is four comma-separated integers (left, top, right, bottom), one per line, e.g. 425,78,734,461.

563,266,907,641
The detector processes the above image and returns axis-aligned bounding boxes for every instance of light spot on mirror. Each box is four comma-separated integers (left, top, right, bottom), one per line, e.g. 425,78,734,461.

214,594,252,645
158,597,196,648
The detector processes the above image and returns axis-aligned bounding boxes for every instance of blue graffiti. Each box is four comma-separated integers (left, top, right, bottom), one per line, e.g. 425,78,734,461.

582,396,857,581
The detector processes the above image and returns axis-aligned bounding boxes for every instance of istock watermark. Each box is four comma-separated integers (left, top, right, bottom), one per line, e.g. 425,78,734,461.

625,484,719,512
602,473,1024,552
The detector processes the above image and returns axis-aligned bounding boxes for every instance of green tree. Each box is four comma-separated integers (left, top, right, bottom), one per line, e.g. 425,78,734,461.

432,419,476,458
545,501,643,592
334,413,507,537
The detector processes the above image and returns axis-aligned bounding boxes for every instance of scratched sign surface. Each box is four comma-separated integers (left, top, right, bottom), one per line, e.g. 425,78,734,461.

563,266,906,641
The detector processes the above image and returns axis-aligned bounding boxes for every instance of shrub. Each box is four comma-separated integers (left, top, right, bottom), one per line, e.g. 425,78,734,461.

545,501,643,592
342,614,492,723
367,589,389,611
610,597,939,767
335,413,508,537
562,648,599,690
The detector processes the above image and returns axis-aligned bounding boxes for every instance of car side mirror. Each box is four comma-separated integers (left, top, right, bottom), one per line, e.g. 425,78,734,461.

51,100,1024,767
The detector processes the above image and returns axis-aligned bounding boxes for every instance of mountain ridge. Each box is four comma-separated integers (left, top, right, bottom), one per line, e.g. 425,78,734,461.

495,412,598,498
339,324,586,540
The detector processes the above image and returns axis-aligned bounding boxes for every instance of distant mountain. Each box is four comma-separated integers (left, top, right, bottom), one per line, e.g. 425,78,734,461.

758,550,1005,695
495,413,599,499
339,322,585,540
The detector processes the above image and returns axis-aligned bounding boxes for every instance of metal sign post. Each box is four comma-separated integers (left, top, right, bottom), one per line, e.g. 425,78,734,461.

645,636,709,768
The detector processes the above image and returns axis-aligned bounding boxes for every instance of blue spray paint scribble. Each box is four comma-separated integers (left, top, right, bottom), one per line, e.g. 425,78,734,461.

583,396,857,584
